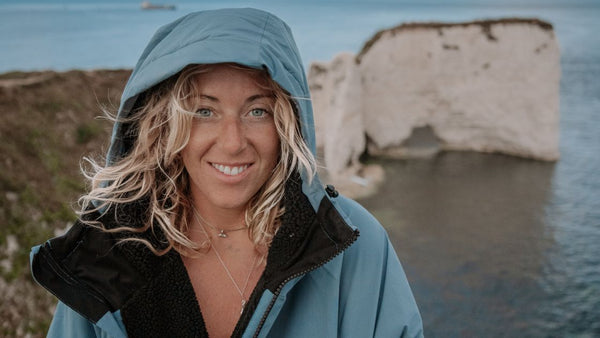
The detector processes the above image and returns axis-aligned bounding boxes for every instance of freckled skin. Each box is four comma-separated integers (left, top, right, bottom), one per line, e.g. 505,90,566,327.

181,65,280,223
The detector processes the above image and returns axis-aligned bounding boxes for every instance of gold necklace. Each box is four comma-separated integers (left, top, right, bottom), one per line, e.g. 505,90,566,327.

192,208,259,314
193,207,248,238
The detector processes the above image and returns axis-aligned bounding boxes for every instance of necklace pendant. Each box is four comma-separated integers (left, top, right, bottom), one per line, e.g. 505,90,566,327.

241,299,246,314
218,230,227,238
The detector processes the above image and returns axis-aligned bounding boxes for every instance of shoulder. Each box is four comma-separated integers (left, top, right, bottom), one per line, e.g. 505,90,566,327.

333,194,390,251
328,194,399,274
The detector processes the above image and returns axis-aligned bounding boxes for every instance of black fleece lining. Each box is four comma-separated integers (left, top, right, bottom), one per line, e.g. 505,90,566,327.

120,252,208,337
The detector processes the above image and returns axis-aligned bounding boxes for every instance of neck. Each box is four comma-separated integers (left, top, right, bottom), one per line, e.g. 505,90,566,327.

191,202,247,230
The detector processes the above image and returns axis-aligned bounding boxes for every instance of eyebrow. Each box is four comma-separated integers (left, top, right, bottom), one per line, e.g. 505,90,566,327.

198,94,273,103
246,94,273,103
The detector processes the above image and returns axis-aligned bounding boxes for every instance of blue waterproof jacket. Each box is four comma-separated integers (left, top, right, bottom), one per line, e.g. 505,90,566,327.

30,8,423,337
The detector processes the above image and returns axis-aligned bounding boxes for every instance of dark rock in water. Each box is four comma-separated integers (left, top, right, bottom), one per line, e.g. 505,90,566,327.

140,1,176,10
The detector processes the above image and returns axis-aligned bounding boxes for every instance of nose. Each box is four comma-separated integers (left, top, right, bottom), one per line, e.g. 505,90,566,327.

218,117,247,154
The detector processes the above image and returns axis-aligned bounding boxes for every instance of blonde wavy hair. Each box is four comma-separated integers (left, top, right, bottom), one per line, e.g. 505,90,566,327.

79,63,316,255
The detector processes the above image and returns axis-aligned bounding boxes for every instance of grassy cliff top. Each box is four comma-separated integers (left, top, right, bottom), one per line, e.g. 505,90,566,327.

0,69,131,336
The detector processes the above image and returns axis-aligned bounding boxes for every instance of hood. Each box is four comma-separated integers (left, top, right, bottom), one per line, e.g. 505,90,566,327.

107,8,326,210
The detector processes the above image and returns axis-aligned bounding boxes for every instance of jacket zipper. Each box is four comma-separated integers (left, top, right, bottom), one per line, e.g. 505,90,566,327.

252,229,359,338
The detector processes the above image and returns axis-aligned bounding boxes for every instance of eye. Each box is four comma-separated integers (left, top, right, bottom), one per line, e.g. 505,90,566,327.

195,108,213,117
248,108,267,117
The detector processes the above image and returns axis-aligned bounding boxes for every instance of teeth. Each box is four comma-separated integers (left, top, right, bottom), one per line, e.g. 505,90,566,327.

212,163,249,176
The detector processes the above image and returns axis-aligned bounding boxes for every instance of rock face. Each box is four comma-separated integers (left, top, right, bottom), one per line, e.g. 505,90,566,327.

309,52,365,174
309,18,560,176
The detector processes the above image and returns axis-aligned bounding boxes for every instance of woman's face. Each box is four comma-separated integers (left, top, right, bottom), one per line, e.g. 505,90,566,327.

181,65,280,214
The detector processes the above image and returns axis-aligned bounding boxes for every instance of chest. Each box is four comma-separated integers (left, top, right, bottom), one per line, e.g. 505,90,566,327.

183,251,265,337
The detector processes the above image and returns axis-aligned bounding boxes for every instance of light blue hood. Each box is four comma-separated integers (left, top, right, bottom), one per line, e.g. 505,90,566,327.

107,8,325,209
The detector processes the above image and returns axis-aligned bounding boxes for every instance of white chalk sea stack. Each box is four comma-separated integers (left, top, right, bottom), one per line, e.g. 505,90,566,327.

309,18,560,177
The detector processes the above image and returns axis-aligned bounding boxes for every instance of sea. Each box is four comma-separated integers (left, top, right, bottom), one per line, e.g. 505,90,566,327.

1,0,599,337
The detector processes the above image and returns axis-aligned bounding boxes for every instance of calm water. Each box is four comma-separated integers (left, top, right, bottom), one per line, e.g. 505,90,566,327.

2,1,600,71
360,151,599,337
2,1,599,336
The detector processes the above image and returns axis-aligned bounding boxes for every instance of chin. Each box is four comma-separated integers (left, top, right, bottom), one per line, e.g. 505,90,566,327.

209,193,256,211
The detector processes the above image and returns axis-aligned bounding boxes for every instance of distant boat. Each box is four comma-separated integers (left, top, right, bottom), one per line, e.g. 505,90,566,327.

141,1,176,10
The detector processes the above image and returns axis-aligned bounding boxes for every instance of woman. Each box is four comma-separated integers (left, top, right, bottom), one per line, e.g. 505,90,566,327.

31,8,423,338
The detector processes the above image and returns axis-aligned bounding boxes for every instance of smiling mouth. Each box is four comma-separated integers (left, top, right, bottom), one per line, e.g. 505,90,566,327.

211,163,250,176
